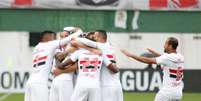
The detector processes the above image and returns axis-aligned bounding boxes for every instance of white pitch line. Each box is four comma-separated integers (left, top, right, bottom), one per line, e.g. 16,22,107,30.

0,93,12,101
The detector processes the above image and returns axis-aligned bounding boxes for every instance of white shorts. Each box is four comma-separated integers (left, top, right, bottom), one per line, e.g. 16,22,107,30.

101,86,123,101
71,85,100,101
154,91,182,101
24,82,49,101
49,77,73,101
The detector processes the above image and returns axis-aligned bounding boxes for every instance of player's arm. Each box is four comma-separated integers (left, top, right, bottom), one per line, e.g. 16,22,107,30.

57,58,75,70
57,50,79,69
121,49,157,64
107,63,119,73
55,52,68,62
71,40,101,55
59,27,83,46
50,27,83,49
73,38,98,48
146,48,161,57
53,63,78,76
55,46,78,62
103,56,119,73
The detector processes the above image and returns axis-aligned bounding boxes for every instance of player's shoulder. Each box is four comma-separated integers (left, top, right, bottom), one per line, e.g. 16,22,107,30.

103,42,115,52
164,53,184,63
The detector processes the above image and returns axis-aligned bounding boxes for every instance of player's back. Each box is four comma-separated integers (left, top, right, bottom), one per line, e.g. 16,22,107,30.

159,53,184,96
29,42,58,84
75,49,103,87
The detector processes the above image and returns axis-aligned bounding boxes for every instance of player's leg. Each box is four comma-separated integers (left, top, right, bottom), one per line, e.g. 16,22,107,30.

101,86,113,101
58,80,73,101
49,79,59,101
155,91,182,101
89,87,101,101
30,84,49,101
101,86,123,101
116,86,124,101
154,92,169,101
70,85,88,101
24,82,31,101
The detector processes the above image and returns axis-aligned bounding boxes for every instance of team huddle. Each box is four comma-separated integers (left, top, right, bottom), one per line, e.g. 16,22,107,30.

25,27,123,101
24,26,184,101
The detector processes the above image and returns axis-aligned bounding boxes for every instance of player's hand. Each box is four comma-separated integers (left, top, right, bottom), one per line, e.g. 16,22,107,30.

53,68,62,76
120,49,133,57
146,48,161,57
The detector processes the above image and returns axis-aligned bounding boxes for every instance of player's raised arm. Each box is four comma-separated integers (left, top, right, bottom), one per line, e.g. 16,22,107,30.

71,40,102,55
75,38,98,48
49,27,83,49
59,27,83,46
121,49,157,64
146,48,161,57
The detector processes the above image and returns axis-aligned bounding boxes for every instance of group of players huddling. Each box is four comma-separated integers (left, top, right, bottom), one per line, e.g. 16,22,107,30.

25,27,123,101
24,27,184,101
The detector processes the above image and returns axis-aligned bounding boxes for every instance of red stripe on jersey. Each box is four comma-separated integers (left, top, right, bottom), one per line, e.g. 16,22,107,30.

80,61,86,64
90,61,101,64
106,54,114,58
169,69,183,74
80,61,101,64
169,69,177,74
33,56,48,63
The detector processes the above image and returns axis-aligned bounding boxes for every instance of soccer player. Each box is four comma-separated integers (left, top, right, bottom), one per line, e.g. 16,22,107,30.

121,37,184,101
71,30,123,101
24,27,83,101
49,28,77,101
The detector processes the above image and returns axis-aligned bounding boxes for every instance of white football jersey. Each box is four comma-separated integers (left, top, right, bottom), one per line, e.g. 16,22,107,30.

77,38,121,86
30,41,63,84
70,49,111,86
28,30,83,84
96,42,121,86
156,53,184,93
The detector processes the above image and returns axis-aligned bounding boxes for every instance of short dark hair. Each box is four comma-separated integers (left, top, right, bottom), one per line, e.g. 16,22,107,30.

96,30,107,40
40,30,56,41
168,37,178,49
86,32,96,41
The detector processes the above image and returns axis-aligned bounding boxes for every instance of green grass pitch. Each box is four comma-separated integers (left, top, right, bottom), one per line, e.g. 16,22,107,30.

0,92,201,101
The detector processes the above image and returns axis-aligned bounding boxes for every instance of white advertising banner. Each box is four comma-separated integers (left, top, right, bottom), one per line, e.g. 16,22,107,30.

0,68,30,93
0,0,200,11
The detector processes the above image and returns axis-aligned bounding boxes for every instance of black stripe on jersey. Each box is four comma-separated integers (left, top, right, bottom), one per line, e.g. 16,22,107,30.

38,61,46,66
86,66,95,69
48,78,53,82
170,74,177,78
110,60,116,64
33,61,46,67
